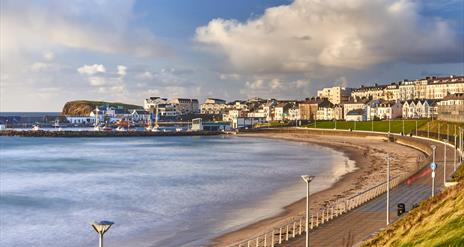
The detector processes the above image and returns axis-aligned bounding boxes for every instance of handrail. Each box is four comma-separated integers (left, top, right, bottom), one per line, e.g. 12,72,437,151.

228,127,463,247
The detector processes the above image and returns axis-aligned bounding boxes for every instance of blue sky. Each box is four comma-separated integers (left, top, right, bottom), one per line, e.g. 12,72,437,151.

0,0,463,111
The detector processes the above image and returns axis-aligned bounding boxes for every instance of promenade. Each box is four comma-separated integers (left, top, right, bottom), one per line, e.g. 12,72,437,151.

279,135,458,247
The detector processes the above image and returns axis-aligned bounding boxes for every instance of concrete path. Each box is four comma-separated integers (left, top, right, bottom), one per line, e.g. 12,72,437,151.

279,136,459,247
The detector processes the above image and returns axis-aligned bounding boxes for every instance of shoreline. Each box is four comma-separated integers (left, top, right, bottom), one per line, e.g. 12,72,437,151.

211,132,426,246
0,130,227,137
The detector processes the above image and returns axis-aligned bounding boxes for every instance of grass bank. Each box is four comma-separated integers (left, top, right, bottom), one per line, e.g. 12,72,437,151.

362,163,464,247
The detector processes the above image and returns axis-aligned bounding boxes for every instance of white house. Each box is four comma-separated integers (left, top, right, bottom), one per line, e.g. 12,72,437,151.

375,100,402,119
316,100,335,120
345,109,366,121
130,109,150,122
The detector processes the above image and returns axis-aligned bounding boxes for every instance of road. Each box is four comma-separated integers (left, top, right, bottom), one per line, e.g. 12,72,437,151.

279,136,459,247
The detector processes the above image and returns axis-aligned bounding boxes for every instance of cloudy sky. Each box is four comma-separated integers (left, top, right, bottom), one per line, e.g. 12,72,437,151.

1,0,463,111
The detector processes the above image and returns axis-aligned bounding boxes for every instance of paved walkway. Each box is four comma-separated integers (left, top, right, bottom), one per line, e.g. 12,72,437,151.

279,136,459,247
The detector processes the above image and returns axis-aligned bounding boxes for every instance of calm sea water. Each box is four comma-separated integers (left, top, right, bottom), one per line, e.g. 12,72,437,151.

0,136,354,247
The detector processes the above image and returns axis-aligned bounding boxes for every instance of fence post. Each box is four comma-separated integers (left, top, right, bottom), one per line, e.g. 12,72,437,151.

321,210,325,223
293,221,296,238
264,233,267,247
311,214,314,229
331,206,334,220
279,228,282,244
286,224,289,241
316,212,319,227
271,230,275,247
299,218,302,235
256,236,259,247
247,240,251,247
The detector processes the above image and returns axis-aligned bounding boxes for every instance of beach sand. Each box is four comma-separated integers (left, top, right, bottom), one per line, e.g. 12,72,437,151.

210,132,426,246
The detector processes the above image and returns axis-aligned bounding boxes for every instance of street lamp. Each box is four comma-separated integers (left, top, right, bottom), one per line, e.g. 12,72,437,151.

92,220,114,247
385,155,392,225
430,145,437,197
443,139,448,185
301,175,315,247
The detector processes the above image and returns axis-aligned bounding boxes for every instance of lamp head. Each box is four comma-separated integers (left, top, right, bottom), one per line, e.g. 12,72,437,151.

301,175,314,183
431,144,436,150
92,220,114,235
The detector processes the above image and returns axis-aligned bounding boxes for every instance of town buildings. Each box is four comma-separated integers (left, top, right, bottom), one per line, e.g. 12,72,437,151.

317,86,352,104
437,93,464,123
200,98,227,115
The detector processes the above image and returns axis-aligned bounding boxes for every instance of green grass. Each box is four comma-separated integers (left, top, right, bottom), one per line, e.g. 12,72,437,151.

303,119,429,134
418,120,464,136
362,163,464,247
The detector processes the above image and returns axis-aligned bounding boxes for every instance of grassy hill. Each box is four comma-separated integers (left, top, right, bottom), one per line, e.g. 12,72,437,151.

303,119,429,134
62,100,143,116
362,163,464,247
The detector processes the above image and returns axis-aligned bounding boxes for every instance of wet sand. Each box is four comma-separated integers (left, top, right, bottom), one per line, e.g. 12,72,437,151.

211,132,426,246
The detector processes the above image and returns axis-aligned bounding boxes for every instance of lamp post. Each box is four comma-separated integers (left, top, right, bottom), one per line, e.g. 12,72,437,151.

415,120,418,136
371,116,374,132
431,145,437,197
385,155,392,225
388,117,391,134
402,119,405,135
454,126,457,172
443,139,447,185
92,220,114,247
301,175,314,247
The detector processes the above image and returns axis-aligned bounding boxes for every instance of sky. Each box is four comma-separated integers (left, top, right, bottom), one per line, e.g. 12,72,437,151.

1,0,463,111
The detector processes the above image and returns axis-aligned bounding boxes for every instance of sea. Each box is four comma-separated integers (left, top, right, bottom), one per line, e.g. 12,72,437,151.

0,135,355,247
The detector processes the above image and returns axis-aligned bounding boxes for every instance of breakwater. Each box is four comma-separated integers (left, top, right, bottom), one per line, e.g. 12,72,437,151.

0,130,228,137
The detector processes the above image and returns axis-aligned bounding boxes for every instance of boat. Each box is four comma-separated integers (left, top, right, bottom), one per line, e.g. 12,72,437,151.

102,126,113,131
53,119,60,128
32,124,40,131
116,126,127,132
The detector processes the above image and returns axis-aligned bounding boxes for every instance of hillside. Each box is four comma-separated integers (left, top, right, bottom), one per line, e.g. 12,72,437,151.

61,100,143,116
362,163,464,247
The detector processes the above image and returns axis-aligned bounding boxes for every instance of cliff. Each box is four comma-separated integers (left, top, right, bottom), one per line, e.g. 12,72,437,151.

61,100,143,116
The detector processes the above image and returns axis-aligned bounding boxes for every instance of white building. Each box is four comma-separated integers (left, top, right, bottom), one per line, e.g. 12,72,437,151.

316,100,335,120
375,100,402,119
342,99,368,120
345,109,366,121
317,86,352,104
200,98,227,115
232,117,266,129
170,98,199,115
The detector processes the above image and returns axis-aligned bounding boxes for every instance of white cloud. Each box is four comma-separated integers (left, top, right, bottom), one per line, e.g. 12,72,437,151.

117,65,127,77
242,78,311,99
77,64,106,76
196,0,462,74
1,0,168,59
136,71,155,81
43,51,55,62
30,62,52,72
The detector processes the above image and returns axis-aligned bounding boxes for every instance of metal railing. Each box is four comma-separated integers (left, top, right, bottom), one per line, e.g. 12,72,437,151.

229,174,407,247
228,126,464,247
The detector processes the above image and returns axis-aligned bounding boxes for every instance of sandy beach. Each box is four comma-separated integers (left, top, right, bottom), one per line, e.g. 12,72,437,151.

211,132,427,246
